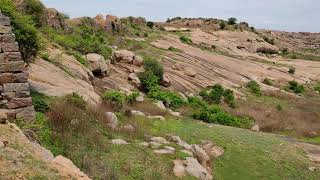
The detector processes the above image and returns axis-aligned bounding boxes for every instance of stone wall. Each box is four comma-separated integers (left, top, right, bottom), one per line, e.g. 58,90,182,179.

0,13,35,123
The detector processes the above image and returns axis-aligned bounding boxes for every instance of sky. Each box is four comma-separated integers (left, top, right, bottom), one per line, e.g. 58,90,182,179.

41,0,320,32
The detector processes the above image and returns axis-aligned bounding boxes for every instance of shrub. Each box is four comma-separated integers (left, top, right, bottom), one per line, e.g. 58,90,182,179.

143,58,164,80
168,46,182,52
288,67,296,74
193,105,252,128
15,112,64,156
146,21,154,29
0,0,40,63
276,104,283,111
263,36,275,45
65,93,86,109
219,21,226,30
31,91,50,113
188,96,209,109
223,89,235,108
135,32,141,37
227,17,237,25
315,82,320,92
286,81,304,94
149,90,184,109
246,80,262,95
256,47,277,54
209,84,224,104
127,91,140,104
138,71,160,92
144,33,149,37
24,0,46,27
263,78,273,86
180,36,192,44
102,91,126,109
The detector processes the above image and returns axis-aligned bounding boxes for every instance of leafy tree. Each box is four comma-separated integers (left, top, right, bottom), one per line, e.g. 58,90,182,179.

227,17,237,25
146,21,154,29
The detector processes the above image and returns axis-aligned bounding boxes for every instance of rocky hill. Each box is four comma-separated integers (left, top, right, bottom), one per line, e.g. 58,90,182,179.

1,0,320,179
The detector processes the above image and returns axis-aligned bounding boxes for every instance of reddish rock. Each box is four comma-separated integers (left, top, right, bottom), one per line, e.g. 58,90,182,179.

6,97,33,109
1,42,19,52
0,62,25,72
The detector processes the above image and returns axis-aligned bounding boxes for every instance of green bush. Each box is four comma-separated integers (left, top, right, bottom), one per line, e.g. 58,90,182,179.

127,91,140,104
288,67,296,74
15,112,64,156
146,21,154,29
286,81,304,94
144,33,149,37
65,93,86,109
315,82,320,92
24,0,46,27
102,91,126,109
149,90,184,109
138,71,160,92
263,78,273,86
31,91,50,113
223,89,235,108
180,36,192,44
193,105,252,128
143,58,164,80
246,80,262,96
0,0,40,63
227,17,237,25
219,21,226,30
209,84,224,104
263,36,275,45
188,96,209,109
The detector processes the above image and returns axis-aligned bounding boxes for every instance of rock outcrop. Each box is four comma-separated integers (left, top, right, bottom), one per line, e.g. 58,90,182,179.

0,13,35,122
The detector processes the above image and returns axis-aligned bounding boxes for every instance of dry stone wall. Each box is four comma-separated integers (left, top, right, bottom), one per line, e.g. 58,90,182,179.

0,13,35,123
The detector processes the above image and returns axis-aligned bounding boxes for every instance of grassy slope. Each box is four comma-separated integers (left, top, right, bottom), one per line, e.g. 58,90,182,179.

91,115,319,180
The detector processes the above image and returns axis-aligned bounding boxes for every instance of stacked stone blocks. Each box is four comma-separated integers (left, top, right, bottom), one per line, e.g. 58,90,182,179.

0,13,35,123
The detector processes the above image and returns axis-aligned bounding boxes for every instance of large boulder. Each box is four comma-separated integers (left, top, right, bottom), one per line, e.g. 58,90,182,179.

192,145,211,172
114,50,135,64
184,157,213,180
133,56,144,66
86,53,110,77
105,112,118,129
45,8,67,30
128,73,141,87
184,68,197,78
201,141,224,158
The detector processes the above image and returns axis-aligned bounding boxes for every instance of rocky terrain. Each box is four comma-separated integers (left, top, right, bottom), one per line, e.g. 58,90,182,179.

1,0,320,179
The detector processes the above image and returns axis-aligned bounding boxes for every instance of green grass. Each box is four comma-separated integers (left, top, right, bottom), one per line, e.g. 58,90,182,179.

304,136,320,145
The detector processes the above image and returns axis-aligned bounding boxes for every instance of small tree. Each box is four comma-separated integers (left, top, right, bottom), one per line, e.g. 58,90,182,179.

219,21,226,30
209,84,224,104
223,89,235,108
246,80,262,96
146,21,154,29
143,58,164,80
227,17,237,25
288,67,296,74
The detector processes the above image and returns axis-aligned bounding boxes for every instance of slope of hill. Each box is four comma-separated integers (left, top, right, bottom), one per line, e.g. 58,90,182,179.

1,0,320,179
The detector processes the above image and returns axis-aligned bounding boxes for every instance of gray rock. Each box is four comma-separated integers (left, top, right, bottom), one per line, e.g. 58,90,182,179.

150,137,169,144
86,53,110,77
111,139,129,145
131,110,145,117
173,160,186,177
154,101,166,110
251,124,260,132
105,112,118,129
184,157,213,180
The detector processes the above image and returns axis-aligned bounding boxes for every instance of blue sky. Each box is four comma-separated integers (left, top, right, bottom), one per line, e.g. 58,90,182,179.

41,0,320,32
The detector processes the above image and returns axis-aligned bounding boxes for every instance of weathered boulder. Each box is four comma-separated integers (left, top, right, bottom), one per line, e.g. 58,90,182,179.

184,68,197,78
105,112,118,129
184,157,213,180
122,124,135,133
201,141,224,158
161,74,171,87
131,110,145,117
133,55,144,66
173,160,186,177
128,73,141,87
192,145,211,172
154,148,175,155
114,50,135,64
86,53,110,77
45,8,67,30
154,101,166,110
0,111,8,124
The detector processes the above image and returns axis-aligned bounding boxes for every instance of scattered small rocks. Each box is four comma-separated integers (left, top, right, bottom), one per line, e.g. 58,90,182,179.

131,110,145,117
111,139,129,145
